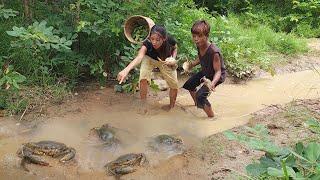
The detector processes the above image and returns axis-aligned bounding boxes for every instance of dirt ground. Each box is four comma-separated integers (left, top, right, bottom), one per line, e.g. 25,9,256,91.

193,38,320,179
197,38,320,179
199,98,320,180
255,38,320,78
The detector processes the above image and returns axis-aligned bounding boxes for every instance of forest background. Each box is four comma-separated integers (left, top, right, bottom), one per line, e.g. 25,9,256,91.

0,0,319,114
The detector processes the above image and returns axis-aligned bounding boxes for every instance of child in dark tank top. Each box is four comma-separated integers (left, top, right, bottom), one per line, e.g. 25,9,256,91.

182,20,226,118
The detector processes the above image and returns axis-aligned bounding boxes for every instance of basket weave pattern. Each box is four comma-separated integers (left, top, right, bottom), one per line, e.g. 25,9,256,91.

124,15,155,44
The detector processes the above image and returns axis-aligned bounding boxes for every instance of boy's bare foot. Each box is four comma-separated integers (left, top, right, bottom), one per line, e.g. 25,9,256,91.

204,112,218,120
203,105,214,117
161,104,173,111
137,107,148,115
204,116,218,121
137,99,148,115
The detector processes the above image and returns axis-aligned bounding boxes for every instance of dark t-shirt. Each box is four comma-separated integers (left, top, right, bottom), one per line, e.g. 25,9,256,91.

142,35,177,61
198,43,226,83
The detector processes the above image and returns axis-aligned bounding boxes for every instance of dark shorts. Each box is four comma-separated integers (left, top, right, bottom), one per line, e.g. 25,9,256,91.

182,71,223,109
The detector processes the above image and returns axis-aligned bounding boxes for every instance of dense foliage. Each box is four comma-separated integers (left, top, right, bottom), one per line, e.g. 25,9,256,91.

0,0,318,114
195,0,320,37
225,120,320,179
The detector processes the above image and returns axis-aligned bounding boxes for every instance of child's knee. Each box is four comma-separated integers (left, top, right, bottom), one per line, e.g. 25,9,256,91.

196,91,211,109
140,79,149,85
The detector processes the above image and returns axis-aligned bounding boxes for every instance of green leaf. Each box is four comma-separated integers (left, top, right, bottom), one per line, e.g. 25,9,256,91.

304,142,320,162
223,130,237,140
295,142,304,155
0,77,5,86
246,163,268,177
267,166,296,178
259,156,278,168
12,80,19,89
268,167,284,177
305,119,320,134
310,174,320,180
6,30,16,36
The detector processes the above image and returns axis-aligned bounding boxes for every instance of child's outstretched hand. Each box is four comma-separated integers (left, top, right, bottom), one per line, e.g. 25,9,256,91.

164,57,177,66
182,61,192,73
209,83,216,92
117,69,129,84
201,76,215,91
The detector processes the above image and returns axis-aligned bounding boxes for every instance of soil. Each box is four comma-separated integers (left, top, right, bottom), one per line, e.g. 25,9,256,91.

202,98,320,180
194,38,320,179
255,38,320,77
0,39,319,179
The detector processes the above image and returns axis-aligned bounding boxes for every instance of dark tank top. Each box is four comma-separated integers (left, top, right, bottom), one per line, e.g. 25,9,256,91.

198,43,226,83
142,35,177,61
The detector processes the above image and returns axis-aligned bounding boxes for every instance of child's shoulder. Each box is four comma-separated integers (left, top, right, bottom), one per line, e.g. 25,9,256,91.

210,43,222,53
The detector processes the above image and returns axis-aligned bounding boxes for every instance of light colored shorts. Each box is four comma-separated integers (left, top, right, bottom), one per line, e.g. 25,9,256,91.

139,55,178,89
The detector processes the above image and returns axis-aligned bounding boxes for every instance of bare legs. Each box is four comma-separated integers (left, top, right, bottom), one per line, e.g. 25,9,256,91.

189,90,197,106
140,79,148,100
203,105,214,117
189,90,214,118
140,79,177,111
169,88,178,108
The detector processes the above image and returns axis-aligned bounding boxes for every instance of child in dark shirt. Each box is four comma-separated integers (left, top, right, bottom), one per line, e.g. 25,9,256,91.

183,20,226,117
117,25,178,111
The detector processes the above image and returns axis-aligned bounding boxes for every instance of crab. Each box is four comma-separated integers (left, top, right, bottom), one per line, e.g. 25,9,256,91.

200,76,212,88
89,124,121,148
104,153,147,176
16,140,76,171
147,134,185,154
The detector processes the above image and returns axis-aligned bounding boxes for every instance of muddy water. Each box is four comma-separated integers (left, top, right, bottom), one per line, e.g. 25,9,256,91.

0,69,319,179
174,69,320,137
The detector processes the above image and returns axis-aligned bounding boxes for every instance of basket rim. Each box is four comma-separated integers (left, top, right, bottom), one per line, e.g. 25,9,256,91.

124,15,155,44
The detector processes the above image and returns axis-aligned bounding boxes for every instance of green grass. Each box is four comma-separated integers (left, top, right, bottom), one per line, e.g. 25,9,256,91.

210,15,308,78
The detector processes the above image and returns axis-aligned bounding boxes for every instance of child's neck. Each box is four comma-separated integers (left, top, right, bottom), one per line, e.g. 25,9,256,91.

199,41,210,49
198,41,210,55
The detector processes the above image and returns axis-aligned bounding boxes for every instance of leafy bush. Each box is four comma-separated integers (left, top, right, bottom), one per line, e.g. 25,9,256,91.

225,124,320,179
249,0,320,37
0,5,18,19
193,0,252,14
0,64,26,90
0,0,313,96
294,22,318,38
6,20,78,86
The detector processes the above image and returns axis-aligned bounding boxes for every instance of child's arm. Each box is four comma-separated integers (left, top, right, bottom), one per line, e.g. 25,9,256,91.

125,46,147,70
172,44,178,59
117,46,147,84
210,53,222,90
189,57,200,69
164,44,178,66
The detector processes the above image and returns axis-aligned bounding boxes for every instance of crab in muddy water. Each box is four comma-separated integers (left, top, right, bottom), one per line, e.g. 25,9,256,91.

16,140,76,171
148,134,185,154
105,153,147,176
89,124,121,148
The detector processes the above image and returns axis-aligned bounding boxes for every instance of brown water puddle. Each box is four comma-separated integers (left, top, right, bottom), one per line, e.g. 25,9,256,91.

172,69,320,137
0,69,319,179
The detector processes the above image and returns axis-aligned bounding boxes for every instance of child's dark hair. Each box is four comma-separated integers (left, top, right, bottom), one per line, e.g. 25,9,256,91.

150,25,167,39
191,20,210,37
150,25,173,60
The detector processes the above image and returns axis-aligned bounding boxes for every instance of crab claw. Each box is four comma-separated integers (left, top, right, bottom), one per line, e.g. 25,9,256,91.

59,148,76,162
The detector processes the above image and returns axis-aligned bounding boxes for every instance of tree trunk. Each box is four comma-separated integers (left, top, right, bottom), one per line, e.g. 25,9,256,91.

23,0,31,21
74,0,81,52
29,0,33,20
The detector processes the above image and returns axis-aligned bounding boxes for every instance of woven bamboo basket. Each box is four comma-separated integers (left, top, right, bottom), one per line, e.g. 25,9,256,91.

124,15,155,44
